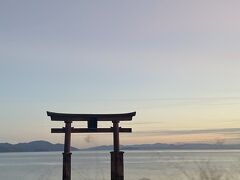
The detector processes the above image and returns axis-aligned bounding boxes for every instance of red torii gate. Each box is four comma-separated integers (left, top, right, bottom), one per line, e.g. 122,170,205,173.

47,111,136,180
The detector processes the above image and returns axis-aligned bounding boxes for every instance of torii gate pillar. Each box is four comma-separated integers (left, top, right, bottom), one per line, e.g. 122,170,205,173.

63,121,72,180
111,121,124,180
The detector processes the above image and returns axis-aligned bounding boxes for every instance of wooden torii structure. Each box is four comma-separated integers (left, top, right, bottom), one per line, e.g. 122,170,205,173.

47,111,136,180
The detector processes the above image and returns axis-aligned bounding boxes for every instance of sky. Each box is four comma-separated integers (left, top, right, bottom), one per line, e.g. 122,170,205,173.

1,1,240,148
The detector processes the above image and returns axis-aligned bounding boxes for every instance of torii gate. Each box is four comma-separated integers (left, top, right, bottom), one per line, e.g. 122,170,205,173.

47,111,136,180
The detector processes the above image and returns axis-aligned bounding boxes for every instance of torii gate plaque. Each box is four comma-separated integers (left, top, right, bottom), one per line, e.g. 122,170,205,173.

47,111,136,180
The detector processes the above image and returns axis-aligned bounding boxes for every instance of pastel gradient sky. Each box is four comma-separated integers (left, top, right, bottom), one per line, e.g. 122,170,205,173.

1,1,240,148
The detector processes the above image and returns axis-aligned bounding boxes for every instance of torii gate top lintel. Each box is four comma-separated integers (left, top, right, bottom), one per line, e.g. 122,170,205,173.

47,111,136,122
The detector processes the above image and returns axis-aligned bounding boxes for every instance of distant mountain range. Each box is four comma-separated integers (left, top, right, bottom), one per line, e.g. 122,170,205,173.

0,141,78,152
82,143,240,151
1,141,240,152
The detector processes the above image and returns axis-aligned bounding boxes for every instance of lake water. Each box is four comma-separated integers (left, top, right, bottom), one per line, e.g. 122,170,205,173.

1,150,240,180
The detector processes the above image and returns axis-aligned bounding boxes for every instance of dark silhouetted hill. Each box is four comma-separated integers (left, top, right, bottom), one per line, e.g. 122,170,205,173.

0,140,79,152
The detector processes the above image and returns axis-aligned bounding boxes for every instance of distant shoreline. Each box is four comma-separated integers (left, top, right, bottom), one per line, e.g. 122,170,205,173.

2,140,240,153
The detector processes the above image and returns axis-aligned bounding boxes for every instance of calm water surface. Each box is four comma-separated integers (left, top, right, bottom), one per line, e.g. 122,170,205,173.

1,150,240,180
